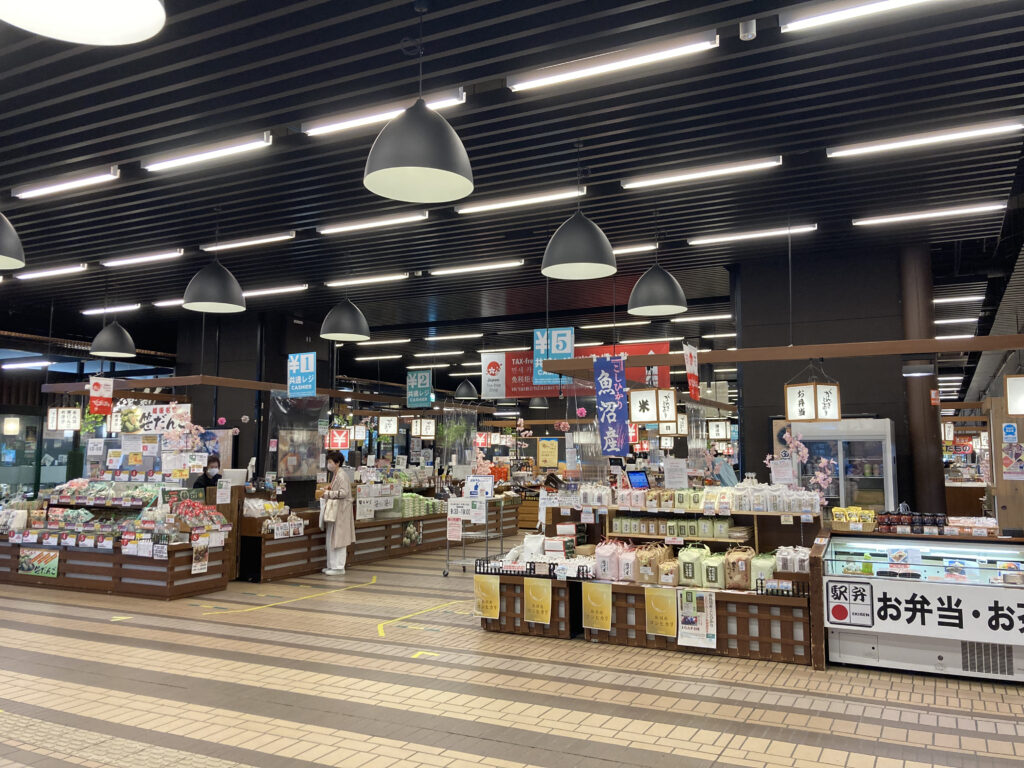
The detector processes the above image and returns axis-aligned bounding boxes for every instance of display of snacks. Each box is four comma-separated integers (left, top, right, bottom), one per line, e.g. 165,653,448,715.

831,507,877,532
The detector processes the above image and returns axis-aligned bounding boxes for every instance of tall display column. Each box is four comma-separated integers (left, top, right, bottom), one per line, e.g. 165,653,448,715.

900,244,946,514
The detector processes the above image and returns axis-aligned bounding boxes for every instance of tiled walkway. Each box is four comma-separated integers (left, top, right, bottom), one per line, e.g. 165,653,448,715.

1,547,1022,768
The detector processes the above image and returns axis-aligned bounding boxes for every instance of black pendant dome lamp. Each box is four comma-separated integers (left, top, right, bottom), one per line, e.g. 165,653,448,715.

541,143,616,280
628,214,687,316
182,259,246,313
363,4,473,204
528,396,549,410
320,299,371,342
0,212,24,270
454,378,479,400
90,320,136,359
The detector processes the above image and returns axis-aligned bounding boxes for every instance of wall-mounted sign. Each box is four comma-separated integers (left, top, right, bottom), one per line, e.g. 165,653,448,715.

1008,375,1024,416
379,416,399,436
708,419,730,441
119,404,191,434
420,418,435,438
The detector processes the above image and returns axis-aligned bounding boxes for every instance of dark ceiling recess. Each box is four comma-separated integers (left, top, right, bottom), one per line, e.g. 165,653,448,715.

0,0,1019,393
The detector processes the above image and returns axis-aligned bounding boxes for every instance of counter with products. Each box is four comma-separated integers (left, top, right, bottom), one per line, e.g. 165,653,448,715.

816,529,1024,681
237,502,326,583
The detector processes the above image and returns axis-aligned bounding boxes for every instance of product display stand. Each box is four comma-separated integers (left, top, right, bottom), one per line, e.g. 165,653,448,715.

237,508,326,582
445,497,505,577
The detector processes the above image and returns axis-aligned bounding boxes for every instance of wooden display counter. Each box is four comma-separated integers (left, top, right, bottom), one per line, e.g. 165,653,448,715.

479,574,580,639
0,538,233,599
238,508,326,583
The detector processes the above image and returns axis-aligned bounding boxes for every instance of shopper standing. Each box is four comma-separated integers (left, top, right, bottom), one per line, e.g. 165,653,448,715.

320,450,355,575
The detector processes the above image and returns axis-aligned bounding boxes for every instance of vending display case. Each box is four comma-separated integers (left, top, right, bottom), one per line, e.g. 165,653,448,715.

821,533,1024,681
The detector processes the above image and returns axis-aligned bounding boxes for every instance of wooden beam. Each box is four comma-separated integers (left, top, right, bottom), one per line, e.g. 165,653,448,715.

542,334,1024,372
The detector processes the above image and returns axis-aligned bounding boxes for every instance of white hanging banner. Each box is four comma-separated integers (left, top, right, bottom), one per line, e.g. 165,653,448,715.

785,383,816,421
815,383,842,421
481,352,506,399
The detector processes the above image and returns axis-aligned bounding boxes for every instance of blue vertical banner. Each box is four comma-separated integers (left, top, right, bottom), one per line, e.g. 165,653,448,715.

287,352,317,397
406,369,433,408
533,327,574,385
594,355,628,456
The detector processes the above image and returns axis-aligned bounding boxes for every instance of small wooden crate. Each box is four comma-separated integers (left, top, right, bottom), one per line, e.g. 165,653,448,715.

480,575,581,639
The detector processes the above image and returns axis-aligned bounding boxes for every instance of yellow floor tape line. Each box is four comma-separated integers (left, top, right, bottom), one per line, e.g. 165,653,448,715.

203,576,377,616
376,599,470,638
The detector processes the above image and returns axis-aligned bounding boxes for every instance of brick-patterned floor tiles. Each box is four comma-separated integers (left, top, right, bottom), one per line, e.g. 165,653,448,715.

1,546,1022,768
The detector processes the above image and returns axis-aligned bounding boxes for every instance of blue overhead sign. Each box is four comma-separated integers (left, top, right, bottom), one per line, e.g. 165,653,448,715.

287,352,316,398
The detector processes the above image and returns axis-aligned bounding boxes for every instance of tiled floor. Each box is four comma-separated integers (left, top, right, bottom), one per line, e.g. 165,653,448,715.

1,547,1023,768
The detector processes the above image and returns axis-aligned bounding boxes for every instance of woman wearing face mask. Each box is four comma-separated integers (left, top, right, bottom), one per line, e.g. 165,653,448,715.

193,455,223,489
320,450,355,575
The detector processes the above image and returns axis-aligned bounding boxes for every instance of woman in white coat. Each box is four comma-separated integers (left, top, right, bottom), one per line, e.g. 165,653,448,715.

320,450,355,575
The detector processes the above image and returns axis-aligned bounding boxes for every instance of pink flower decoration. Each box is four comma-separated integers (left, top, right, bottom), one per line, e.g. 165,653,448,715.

232,427,240,436
576,407,587,418
217,417,226,426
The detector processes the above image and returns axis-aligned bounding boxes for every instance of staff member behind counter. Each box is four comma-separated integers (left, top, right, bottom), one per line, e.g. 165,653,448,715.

193,454,223,489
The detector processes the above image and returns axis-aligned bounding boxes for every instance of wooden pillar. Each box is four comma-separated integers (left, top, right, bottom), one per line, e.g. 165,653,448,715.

900,244,946,513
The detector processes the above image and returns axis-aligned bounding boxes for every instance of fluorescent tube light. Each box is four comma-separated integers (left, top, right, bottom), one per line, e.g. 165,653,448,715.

852,203,1005,227
455,187,585,215
493,411,520,417
430,259,524,276
317,211,428,235
2,360,54,369
574,341,604,347
716,367,738,373
81,303,141,316
12,166,119,199
413,350,463,358
620,336,685,344
200,231,295,252
142,132,272,172
938,375,964,381
611,243,658,256
727,347,737,351
621,156,781,190
688,224,817,245
827,120,1024,158
460,361,483,366
449,371,482,376
355,338,411,346
781,0,958,34
101,249,184,268
934,318,977,325
935,334,974,340
476,346,530,353
934,295,983,304
507,30,719,92
243,284,308,298
407,363,450,369
154,298,184,307
354,354,402,361
580,320,649,330
302,87,466,137
702,332,737,339
672,313,733,323
14,263,88,280
425,333,483,341
325,272,409,288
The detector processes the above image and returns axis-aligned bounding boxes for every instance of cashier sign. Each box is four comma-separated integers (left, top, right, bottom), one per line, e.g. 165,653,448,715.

824,578,1024,644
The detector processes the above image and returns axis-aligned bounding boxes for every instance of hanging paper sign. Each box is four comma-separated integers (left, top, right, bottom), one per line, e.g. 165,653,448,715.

683,343,700,401
660,421,676,436
660,436,674,449
119,404,191,434
287,351,317,398
107,411,122,433
326,428,350,450
815,383,841,421
88,376,113,416
628,422,639,444
49,407,81,431
538,438,559,467
406,369,433,408
420,419,435,438
379,416,399,436
931,389,941,407
677,589,717,649
474,432,490,448
785,382,817,422
628,388,656,423
533,327,574,385
410,419,422,437
481,352,506,399
657,388,677,422
677,412,688,435
708,420,730,441
353,424,367,441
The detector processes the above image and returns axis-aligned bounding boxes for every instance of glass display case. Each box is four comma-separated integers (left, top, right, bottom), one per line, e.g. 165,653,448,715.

794,418,896,512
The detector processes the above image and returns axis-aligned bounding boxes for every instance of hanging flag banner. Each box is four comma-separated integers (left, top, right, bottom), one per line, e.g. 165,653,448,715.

533,327,574,385
594,355,629,457
683,344,700,402
406,369,433,408
481,353,506,399
88,376,113,416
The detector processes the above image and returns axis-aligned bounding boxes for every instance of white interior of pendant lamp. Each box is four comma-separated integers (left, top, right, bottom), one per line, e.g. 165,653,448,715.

0,0,166,45
363,167,474,204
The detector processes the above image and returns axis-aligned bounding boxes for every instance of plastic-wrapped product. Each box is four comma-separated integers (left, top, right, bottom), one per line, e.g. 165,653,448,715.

703,553,726,588
677,544,710,587
725,546,756,590
595,540,621,581
750,552,777,587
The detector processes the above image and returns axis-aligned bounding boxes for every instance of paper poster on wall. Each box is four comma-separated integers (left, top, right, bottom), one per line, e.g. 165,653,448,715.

1002,443,1024,481
86,438,105,457
677,589,717,648
663,458,688,489
18,548,59,578
538,438,559,467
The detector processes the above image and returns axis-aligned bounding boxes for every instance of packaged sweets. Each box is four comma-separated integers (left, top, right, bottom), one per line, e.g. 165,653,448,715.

725,546,756,590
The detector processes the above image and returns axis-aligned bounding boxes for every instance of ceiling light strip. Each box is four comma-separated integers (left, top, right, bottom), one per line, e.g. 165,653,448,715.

325,273,409,288
356,338,411,346
933,295,983,304
302,87,466,137
14,263,88,280
407,363,450,369
580,320,650,330
317,211,428,235
142,132,273,172
852,203,1005,227
781,0,961,33
81,303,141,316
611,243,658,256
242,284,308,298
12,165,119,199
827,120,1024,158
476,346,530,353
154,298,185,307
621,156,781,190
425,333,483,341
2,360,54,369
412,350,464,358
200,231,295,252
101,249,184,268
354,354,402,361
688,224,817,246
455,187,585,215
671,313,733,323
430,259,524,276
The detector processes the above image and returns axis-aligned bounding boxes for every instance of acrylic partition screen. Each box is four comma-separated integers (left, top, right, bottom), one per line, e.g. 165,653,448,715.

265,392,329,480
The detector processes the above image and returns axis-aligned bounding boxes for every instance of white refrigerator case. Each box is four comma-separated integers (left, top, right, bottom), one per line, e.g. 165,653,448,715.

792,418,896,511
823,535,1024,681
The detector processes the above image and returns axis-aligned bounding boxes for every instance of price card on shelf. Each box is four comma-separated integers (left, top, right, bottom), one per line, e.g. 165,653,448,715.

665,536,686,546
96,534,114,550
581,507,595,524
22,530,38,544
152,543,167,560
800,513,814,523
210,530,226,548
780,514,794,525
561,507,572,517
77,534,95,548
122,533,138,556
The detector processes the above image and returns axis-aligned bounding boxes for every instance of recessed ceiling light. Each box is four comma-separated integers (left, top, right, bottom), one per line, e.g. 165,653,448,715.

355,338,412,346
14,263,88,280
934,318,977,325
413,350,463,358
476,346,530,353
936,334,974,340
425,333,483,341
933,295,984,304
454,187,584,215
407,363,450,369
354,354,402,361
852,203,1005,227
507,30,719,91
81,303,141,316
688,224,817,246
199,231,295,252
671,313,733,323
302,87,466,137
154,298,185,307
101,249,184,268
580,320,650,330
317,211,428,236
621,156,781,190
243,284,308,298
827,120,1024,158
430,260,524,276
611,243,658,256
781,0,961,34
325,273,409,288
142,132,273,172
12,165,119,199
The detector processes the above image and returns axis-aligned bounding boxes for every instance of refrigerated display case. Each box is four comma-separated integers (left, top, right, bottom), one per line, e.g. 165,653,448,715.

821,533,1024,681
789,418,896,512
